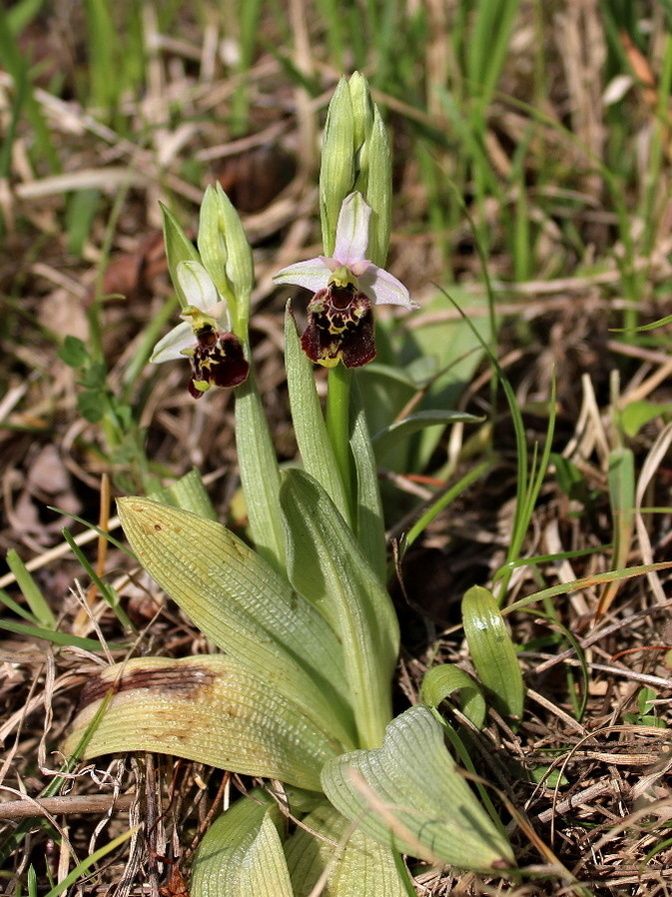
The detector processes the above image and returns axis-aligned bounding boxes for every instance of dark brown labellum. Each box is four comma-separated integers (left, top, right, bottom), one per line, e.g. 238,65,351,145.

301,283,376,368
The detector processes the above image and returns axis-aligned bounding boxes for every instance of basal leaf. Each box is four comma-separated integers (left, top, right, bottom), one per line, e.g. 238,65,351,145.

191,790,293,897
462,586,524,721
63,655,339,791
280,469,399,749
117,498,356,749
285,801,408,897
321,705,514,870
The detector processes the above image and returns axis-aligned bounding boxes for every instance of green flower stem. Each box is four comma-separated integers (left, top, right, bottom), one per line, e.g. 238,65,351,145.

326,364,354,518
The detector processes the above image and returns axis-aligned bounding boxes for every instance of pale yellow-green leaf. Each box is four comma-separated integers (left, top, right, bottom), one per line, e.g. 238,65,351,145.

280,470,399,749
192,790,293,897
285,802,408,897
117,498,356,749
63,655,339,791
321,705,514,870
462,585,524,721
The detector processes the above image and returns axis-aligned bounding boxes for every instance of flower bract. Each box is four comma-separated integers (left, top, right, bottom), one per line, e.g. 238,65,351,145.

273,192,416,368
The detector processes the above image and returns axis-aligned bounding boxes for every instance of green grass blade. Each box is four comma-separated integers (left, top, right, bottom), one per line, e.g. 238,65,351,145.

6,550,55,628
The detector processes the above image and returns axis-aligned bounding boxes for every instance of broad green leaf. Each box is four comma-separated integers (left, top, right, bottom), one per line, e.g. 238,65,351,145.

321,705,514,870
192,790,293,897
280,470,399,749
285,802,409,897
350,394,386,585
63,655,338,791
234,372,286,572
117,498,356,749
285,305,350,524
462,586,524,720
420,665,486,729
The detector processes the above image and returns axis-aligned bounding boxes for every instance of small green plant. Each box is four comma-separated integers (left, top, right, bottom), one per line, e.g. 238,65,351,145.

64,75,516,893
623,688,665,729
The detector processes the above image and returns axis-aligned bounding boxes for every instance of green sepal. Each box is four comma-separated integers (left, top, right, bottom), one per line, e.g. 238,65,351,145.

160,202,201,309
321,705,515,870
280,469,399,749
462,585,524,721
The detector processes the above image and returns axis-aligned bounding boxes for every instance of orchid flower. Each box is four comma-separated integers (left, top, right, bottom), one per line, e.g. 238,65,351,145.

150,260,249,398
273,192,417,368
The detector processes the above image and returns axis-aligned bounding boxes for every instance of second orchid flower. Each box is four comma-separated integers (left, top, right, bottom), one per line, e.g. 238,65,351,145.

273,192,417,368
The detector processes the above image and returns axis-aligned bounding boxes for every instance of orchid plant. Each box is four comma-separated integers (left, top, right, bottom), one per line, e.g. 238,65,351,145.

65,74,516,894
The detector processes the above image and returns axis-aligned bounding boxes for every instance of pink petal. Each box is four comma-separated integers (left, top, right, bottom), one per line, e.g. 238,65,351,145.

333,192,371,268
359,265,418,308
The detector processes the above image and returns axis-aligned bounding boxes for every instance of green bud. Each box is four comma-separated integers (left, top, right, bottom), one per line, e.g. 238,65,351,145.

197,183,254,334
198,186,231,299
160,203,201,309
347,71,373,156
358,106,392,267
319,77,355,257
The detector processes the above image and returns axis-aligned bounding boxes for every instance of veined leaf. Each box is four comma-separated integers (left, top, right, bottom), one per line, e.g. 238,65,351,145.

192,790,293,897
234,372,286,572
321,705,514,871
63,655,339,791
285,801,409,897
462,586,524,721
285,305,351,524
117,499,356,749
280,470,399,749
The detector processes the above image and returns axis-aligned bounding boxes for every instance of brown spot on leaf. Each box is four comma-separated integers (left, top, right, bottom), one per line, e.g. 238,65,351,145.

76,664,217,713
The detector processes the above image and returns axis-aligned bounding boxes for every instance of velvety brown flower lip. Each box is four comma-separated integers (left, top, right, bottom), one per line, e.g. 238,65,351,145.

301,283,376,368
